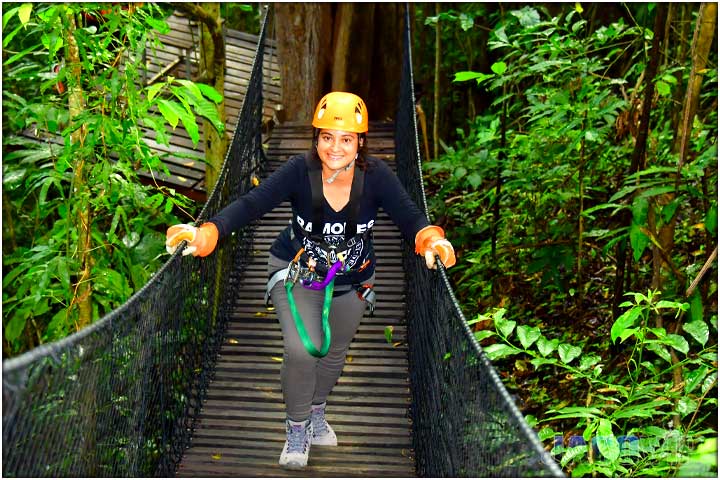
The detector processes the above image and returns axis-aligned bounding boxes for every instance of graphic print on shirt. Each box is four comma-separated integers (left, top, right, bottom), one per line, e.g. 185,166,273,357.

301,235,364,272
295,214,374,273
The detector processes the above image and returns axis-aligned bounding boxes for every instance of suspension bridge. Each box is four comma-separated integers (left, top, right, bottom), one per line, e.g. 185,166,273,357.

2,6,563,478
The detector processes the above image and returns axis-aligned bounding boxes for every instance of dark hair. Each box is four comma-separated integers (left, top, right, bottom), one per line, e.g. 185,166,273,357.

311,128,368,170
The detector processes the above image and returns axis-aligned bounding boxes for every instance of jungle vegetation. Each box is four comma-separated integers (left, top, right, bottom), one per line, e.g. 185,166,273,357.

414,3,717,477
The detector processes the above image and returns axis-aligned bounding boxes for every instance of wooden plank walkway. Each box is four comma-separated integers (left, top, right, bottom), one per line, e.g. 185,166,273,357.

175,122,416,477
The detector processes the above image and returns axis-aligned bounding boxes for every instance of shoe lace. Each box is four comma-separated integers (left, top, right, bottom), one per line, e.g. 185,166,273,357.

311,407,329,435
287,423,309,453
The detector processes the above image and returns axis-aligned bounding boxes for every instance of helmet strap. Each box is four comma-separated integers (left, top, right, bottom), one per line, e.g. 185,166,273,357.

325,156,356,184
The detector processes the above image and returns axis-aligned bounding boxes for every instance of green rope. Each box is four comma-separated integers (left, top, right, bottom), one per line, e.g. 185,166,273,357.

285,280,334,357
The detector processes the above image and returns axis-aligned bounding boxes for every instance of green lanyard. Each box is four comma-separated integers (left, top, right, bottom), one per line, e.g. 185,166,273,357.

285,280,334,358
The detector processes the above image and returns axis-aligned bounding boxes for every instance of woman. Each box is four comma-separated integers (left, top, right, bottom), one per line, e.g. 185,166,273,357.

165,92,455,469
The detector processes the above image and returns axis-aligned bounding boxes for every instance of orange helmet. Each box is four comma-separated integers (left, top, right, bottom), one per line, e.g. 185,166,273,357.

312,92,368,133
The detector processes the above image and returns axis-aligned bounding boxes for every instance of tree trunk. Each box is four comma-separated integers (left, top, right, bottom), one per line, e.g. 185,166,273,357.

201,3,227,192
577,112,587,305
170,2,227,192
674,3,716,173
345,4,376,104
364,4,402,120
62,10,99,473
651,2,716,294
65,8,93,330
331,3,353,92
273,4,403,123
275,3,332,122
670,5,692,141
433,2,440,160
611,3,666,318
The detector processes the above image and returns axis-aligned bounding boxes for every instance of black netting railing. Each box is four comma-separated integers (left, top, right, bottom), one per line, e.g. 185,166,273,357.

395,5,563,477
2,8,269,478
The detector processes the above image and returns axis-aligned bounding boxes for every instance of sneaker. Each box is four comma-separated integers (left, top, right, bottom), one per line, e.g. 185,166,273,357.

311,403,337,446
279,419,312,469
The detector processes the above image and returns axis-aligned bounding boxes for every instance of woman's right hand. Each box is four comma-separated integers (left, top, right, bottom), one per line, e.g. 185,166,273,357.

165,223,219,257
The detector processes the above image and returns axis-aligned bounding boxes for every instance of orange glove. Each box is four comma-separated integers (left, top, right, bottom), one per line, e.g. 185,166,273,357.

415,225,456,269
165,223,219,257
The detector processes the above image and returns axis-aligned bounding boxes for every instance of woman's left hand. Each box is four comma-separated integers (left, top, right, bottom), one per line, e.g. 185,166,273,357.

415,225,456,269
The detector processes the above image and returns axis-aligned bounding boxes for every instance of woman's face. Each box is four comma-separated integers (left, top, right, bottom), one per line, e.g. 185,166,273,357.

316,129,359,171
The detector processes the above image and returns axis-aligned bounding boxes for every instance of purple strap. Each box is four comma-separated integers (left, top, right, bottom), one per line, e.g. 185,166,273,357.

301,260,344,290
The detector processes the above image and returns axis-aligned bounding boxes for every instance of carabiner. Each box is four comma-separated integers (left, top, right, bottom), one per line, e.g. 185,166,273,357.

301,259,343,290
301,252,347,290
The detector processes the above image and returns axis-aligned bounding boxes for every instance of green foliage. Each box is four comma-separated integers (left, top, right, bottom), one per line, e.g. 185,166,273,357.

2,3,224,356
428,5,718,477
221,3,262,34
419,4,717,476
414,3,496,140
470,292,717,477
428,3,717,315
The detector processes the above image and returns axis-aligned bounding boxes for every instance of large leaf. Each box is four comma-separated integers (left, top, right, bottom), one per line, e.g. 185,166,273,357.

536,336,558,356
611,400,671,420
180,113,200,146
176,79,204,102
517,325,541,349
511,6,541,27
5,309,29,342
490,61,507,75
558,343,582,364
684,366,709,395
610,307,642,343
474,330,496,342
596,419,620,462
496,317,516,338
176,85,224,135
483,343,521,361
676,397,698,417
705,203,717,239
157,99,182,129
578,354,601,371
629,224,650,262
467,172,483,188
453,71,493,84
146,82,164,103
2,5,20,29
645,341,671,363
545,406,603,421
196,83,224,103
161,96,200,145
145,16,169,34
663,334,689,354
683,319,709,346
18,3,33,25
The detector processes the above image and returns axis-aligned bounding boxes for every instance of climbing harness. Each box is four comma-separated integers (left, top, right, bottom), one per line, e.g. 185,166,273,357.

264,246,376,358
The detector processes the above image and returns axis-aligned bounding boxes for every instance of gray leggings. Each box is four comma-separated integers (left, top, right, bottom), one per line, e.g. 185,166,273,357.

268,254,371,421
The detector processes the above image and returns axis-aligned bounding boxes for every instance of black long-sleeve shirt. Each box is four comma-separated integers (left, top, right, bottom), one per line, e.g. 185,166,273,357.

208,154,428,285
